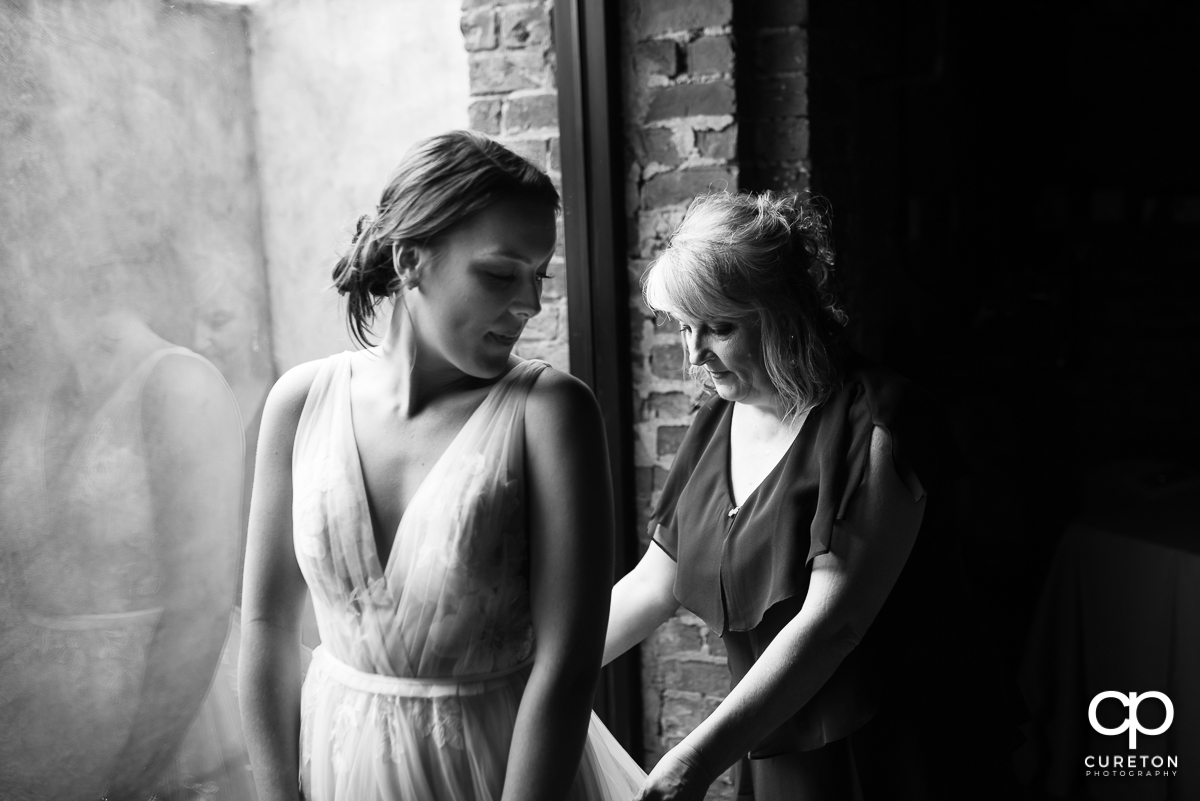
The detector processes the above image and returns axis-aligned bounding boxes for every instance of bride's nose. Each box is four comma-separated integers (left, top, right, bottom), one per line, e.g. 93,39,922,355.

511,275,542,320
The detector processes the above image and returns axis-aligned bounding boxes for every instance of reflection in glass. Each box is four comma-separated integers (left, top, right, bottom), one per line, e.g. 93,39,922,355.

1,2,269,799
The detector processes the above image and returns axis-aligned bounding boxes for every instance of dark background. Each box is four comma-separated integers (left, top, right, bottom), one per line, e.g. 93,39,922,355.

792,0,1200,668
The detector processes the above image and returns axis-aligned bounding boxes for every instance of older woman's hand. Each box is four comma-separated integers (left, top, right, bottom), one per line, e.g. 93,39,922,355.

634,742,714,801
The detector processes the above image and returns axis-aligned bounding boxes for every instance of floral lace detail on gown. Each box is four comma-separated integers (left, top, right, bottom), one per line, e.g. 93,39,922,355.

292,353,645,801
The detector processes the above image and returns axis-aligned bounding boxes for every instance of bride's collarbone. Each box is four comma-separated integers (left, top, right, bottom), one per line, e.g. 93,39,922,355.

350,383,494,541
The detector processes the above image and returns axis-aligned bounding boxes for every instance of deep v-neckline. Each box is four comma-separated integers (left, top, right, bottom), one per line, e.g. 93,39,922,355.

722,402,809,511
343,355,521,575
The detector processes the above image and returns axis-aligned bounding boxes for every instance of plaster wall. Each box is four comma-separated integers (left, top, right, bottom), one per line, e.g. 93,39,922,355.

0,0,272,413
0,2,269,795
250,0,471,369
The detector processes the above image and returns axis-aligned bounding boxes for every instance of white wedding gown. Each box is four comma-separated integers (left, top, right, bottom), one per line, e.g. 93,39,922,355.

291,354,645,801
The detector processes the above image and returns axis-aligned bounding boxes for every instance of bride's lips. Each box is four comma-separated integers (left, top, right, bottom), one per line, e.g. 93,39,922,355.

488,331,521,346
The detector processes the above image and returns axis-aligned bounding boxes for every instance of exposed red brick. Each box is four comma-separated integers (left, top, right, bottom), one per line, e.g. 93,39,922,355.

656,425,690,456
500,5,551,49
646,80,735,121
661,693,723,741
687,35,733,76
635,40,680,78
636,509,654,548
696,126,737,160
468,50,546,93
651,617,705,653
637,0,731,38
635,127,682,168
540,258,565,301
704,630,727,658
504,93,558,132
461,8,498,51
636,465,655,497
640,391,692,421
499,137,548,168
469,99,502,134
520,304,560,340
643,167,736,209
517,337,568,367
653,465,670,492
628,258,654,287
661,659,730,697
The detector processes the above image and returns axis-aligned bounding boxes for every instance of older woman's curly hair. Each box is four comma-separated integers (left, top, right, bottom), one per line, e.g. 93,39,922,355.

643,191,849,419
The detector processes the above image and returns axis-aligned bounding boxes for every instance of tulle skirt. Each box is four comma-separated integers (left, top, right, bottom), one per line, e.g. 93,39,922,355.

299,647,644,801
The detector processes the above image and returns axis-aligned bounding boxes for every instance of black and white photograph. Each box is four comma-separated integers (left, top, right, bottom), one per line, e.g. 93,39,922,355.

1,0,1197,799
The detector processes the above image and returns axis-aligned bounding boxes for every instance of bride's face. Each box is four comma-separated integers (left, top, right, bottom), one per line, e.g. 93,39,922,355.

405,196,557,378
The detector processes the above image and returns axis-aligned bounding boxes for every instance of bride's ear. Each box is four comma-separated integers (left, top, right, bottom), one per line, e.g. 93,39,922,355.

391,242,426,291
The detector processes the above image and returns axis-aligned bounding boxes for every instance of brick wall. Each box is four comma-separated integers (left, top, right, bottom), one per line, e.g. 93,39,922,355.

459,1,812,795
461,0,569,370
735,0,810,193
619,0,739,797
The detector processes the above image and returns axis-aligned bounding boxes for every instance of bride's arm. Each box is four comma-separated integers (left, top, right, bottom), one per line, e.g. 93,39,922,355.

504,369,614,801
239,363,319,801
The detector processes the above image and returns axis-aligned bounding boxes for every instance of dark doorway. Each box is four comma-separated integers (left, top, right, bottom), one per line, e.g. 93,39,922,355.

807,0,1200,670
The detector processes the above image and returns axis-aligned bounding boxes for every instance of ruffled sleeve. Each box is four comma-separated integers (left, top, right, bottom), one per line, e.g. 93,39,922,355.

648,395,726,561
661,356,966,636
805,358,966,570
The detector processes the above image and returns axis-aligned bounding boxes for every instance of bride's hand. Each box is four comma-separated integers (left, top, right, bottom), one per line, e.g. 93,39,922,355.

633,742,714,801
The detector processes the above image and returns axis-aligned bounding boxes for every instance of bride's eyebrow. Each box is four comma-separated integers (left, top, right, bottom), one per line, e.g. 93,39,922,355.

478,245,534,260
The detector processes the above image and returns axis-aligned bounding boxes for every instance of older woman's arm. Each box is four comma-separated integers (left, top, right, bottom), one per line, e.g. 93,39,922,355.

604,542,680,666
636,426,925,801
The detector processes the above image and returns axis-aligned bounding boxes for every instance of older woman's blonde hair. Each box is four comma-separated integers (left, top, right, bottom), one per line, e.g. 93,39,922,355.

643,191,848,419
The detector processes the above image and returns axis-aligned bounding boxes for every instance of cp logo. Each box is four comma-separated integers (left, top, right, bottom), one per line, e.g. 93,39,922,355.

1088,691,1174,748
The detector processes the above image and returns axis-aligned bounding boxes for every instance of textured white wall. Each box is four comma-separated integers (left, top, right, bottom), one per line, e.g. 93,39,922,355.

251,0,471,370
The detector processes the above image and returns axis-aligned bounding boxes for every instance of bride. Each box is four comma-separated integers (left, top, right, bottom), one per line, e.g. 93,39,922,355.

239,130,645,801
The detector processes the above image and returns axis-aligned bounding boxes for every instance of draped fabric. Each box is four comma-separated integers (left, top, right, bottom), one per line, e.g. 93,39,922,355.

292,353,644,801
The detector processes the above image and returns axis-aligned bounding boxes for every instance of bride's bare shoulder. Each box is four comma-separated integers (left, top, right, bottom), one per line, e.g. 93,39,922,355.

523,365,603,455
525,364,597,417
261,356,333,430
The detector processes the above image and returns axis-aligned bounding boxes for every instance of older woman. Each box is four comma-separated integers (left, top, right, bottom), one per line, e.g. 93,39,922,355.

605,192,1020,800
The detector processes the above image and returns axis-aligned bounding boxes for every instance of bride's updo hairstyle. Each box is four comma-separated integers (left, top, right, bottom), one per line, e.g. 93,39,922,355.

332,130,560,346
643,191,848,419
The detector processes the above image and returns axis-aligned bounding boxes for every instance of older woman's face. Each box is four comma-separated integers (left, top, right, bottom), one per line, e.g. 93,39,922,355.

676,313,777,410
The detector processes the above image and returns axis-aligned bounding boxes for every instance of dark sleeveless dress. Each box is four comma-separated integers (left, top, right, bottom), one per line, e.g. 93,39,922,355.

649,356,1024,800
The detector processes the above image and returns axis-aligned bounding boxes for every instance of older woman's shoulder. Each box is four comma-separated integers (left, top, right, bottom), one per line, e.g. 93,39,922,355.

833,354,941,422
830,353,965,495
